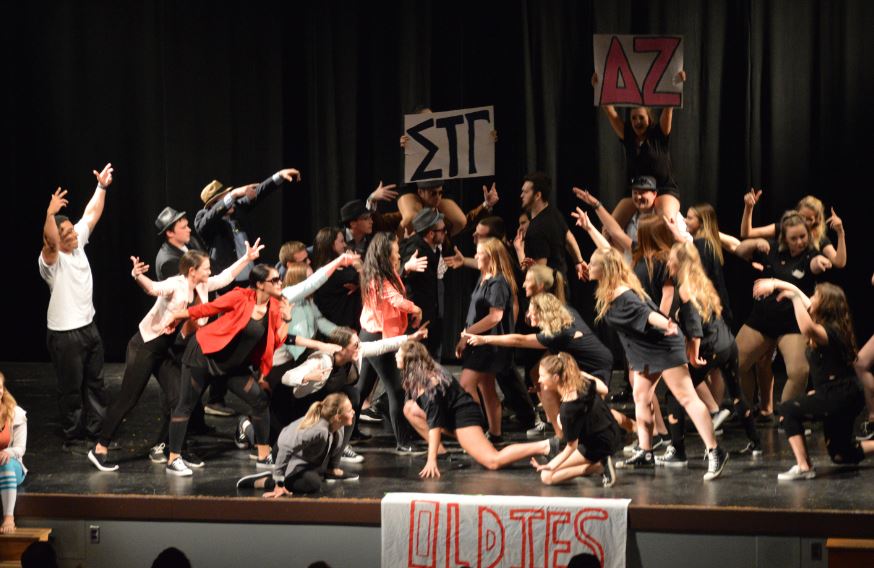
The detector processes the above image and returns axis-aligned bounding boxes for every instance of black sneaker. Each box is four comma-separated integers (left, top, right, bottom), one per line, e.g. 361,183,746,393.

256,453,275,470
235,418,252,449
624,434,668,454
617,449,654,469
325,470,360,483
340,447,364,464
601,456,616,488
87,449,119,472
737,441,763,457
608,388,632,403
546,436,566,459
166,457,193,477
703,446,729,481
655,445,688,468
395,444,428,455
236,470,271,489
856,420,874,441
182,452,205,468
359,408,383,423
149,443,168,464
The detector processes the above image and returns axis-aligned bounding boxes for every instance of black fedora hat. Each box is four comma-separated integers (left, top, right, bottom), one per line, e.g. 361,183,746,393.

340,200,371,224
155,206,186,235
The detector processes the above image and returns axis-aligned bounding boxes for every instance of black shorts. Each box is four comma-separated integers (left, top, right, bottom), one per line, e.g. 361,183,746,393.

462,344,511,374
745,303,800,339
577,423,623,462
657,186,680,200
448,402,486,431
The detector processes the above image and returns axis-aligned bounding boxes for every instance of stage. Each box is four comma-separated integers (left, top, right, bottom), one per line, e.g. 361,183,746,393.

4,360,871,541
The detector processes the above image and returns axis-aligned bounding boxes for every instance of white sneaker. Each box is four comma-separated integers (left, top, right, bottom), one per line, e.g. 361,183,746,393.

341,447,364,464
166,457,193,477
711,408,731,432
777,465,815,481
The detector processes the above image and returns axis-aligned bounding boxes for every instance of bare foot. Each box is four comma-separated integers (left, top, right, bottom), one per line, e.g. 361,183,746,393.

0,516,15,534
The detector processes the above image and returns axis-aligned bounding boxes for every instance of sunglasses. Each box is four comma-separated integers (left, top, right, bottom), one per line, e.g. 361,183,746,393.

266,276,282,285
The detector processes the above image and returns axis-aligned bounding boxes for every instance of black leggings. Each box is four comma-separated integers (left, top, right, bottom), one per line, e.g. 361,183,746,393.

778,378,865,464
169,364,270,454
666,342,760,455
356,330,413,445
98,332,176,447
264,467,322,494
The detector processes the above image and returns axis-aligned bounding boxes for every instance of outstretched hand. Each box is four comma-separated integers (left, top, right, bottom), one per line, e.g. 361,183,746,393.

826,207,844,234
572,187,601,208
445,248,465,269
245,238,265,262
462,331,486,347
571,207,592,230
277,168,301,182
48,187,69,215
404,249,428,273
371,181,399,202
744,188,762,208
409,323,430,342
482,183,499,208
130,256,149,278
93,163,114,188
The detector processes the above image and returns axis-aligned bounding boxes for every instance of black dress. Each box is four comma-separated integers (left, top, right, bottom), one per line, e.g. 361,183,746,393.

560,387,623,462
632,257,671,308
462,274,514,373
415,369,484,431
604,289,686,374
622,121,677,195
535,307,614,385
746,240,819,338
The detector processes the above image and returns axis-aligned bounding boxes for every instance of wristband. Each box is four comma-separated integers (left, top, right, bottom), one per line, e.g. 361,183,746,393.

592,202,601,210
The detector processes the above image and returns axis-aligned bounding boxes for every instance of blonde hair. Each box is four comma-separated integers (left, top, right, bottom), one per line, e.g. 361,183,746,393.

689,203,723,265
796,195,826,251
279,241,307,267
282,262,310,287
477,238,518,299
631,215,674,283
529,293,573,336
526,264,566,304
594,248,649,322
299,392,350,429
540,353,590,397
0,372,16,427
671,242,722,323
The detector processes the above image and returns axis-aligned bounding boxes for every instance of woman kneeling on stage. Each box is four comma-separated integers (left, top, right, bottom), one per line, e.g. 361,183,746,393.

753,279,874,480
398,342,560,479
236,392,358,496
530,353,620,487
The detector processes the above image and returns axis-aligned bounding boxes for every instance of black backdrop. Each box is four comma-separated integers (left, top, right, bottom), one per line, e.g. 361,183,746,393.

3,1,872,363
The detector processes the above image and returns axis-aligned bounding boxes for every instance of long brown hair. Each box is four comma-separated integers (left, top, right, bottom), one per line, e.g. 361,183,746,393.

399,341,449,397
593,248,649,322
477,237,518,299
631,215,674,283
810,283,858,364
361,232,404,309
312,226,344,269
689,203,724,265
540,353,591,398
526,264,566,304
0,372,17,427
671,241,722,323
299,392,350,430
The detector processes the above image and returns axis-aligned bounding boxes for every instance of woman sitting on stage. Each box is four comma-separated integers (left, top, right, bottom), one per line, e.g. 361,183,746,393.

166,264,291,477
659,242,762,467
399,342,560,479
236,392,358,497
87,244,262,472
587,247,728,480
752,280,874,480
530,353,620,488
0,372,27,534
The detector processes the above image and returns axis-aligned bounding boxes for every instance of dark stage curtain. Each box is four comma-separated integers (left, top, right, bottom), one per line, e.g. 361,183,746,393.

3,1,873,362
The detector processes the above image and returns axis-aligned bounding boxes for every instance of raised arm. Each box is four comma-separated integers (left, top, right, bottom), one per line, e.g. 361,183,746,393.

571,206,612,250
281,252,360,304
824,207,846,268
572,188,631,251
659,71,685,136
740,188,776,239
41,188,68,265
130,256,173,297
81,163,113,233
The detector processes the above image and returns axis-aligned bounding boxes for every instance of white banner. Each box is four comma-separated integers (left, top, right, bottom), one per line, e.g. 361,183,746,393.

593,34,684,108
403,106,495,183
382,493,630,568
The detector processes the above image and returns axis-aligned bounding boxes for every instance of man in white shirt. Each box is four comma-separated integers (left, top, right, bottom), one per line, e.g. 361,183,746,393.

38,163,113,443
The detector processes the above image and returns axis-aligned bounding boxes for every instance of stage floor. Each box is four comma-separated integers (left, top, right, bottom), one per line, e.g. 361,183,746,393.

6,362,874,536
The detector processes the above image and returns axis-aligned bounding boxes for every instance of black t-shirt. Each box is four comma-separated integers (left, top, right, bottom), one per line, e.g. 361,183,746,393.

622,122,676,189
525,204,570,277
416,369,481,430
632,257,671,307
559,387,616,442
693,238,732,325
605,289,687,373
677,299,733,358
751,239,819,319
465,274,514,335
772,218,833,252
313,266,362,331
807,325,855,389
535,308,613,381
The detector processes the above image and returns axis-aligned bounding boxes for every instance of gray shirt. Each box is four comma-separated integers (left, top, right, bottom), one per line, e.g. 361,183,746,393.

273,417,344,482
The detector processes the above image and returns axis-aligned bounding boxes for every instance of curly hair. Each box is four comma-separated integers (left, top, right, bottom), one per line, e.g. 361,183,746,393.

540,353,591,398
360,232,404,310
593,248,649,322
529,293,573,336
671,241,722,323
810,283,858,364
399,341,449,398
526,264,566,304
0,372,16,427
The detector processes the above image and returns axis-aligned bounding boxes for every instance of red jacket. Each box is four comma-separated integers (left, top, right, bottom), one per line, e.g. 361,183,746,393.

188,287,286,378
359,277,417,338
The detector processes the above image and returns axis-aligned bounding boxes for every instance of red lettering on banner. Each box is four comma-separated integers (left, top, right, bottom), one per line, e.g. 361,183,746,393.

477,507,505,568
573,509,608,567
409,500,440,568
508,509,545,568
634,37,682,107
545,511,572,567
601,36,643,106
446,503,472,568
